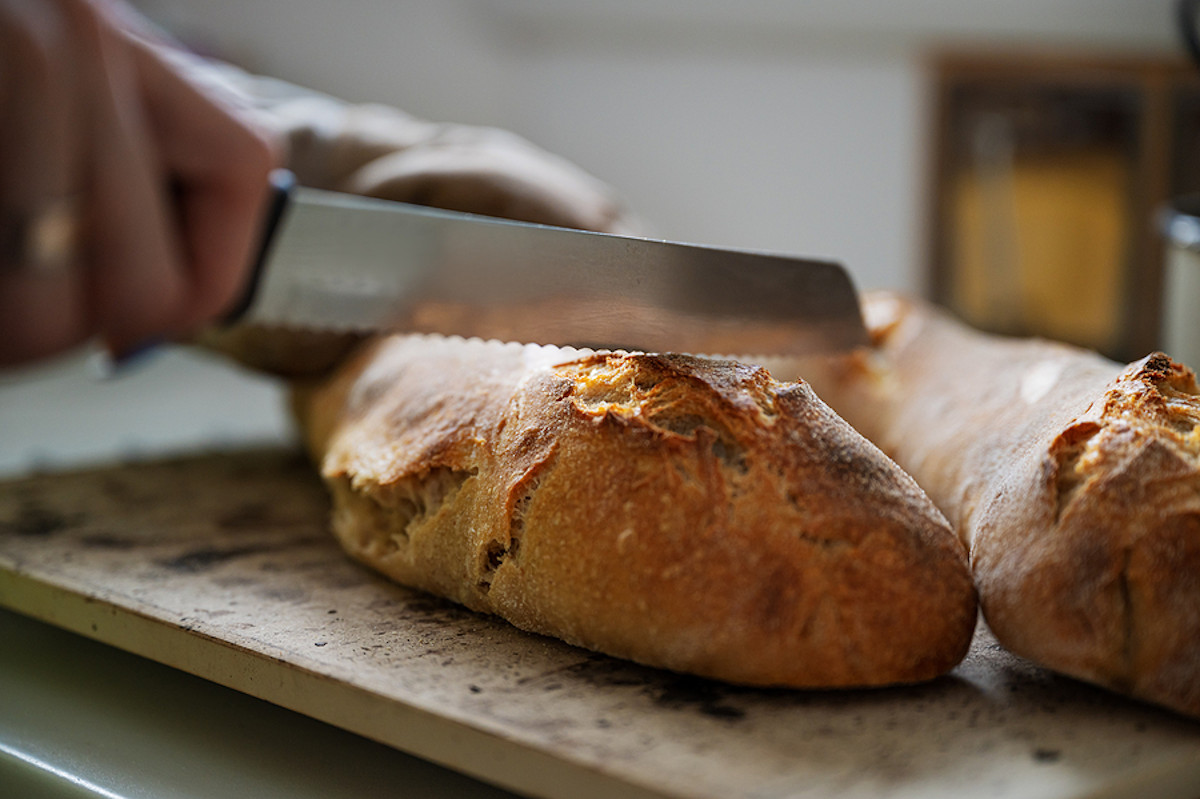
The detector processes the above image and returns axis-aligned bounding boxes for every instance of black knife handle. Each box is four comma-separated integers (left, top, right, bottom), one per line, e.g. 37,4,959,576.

222,168,297,324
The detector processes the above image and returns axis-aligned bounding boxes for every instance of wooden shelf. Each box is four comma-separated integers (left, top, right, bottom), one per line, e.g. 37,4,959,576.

925,50,1200,360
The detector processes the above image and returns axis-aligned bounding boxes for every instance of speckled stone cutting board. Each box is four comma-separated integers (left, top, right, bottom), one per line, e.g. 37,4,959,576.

1,448,1198,799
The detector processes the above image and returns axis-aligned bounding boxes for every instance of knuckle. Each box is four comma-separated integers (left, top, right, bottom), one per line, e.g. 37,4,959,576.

234,108,283,167
241,124,280,175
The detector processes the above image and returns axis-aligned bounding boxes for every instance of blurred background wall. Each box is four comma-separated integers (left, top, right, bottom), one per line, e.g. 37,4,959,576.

134,0,1179,293
0,0,1185,474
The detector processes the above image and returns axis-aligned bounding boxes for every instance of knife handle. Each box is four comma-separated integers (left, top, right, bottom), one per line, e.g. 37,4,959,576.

222,168,297,324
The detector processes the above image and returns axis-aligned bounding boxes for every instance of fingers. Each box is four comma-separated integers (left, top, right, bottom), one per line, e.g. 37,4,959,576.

86,3,278,353
0,0,279,367
344,126,640,235
76,0,189,354
0,0,89,362
126,36,277,331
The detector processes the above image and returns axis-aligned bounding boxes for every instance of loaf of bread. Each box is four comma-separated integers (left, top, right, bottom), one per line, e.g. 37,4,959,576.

290,334,977,687
788,292,1200,716
192,75,979,687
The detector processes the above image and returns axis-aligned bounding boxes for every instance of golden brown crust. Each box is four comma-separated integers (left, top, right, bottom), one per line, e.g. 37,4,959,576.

295,335,977,688
792,292,1200,716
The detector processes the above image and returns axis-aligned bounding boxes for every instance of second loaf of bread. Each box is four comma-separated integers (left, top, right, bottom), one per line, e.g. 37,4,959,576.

787,292,1200,717
292,335,977,688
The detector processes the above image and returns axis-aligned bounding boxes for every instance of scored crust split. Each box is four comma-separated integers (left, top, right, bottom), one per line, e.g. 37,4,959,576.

289,334,977,688
789,292,1200,717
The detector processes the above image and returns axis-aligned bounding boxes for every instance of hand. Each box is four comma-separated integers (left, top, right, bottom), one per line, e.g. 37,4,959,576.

198,83,644,377
343,123,643,236
0,0,278,367
248,89,643,236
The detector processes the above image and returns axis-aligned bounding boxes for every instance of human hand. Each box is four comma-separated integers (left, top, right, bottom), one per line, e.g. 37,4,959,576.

198,85,644,377
342,122,642,235
0,0,278,367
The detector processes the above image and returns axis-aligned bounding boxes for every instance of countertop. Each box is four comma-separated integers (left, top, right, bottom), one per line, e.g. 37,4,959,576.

0,346,518,798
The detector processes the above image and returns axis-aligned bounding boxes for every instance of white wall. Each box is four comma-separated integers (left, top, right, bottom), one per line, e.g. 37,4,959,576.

135,0,1179,293
504,50,923,290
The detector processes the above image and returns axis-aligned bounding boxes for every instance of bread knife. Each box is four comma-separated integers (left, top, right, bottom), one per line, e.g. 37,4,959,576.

226,170,869,356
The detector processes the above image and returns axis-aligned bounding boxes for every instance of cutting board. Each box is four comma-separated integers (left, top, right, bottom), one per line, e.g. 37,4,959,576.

1,448,1199,799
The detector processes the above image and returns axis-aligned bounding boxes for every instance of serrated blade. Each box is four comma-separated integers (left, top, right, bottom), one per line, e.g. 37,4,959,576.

230,170,868,356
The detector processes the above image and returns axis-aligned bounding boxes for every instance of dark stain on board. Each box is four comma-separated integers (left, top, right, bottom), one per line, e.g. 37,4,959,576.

648,676,748,721
1032,747,1062,764
523,653,750,722
0,501,81,537
158,544,276,574
79,533,137,550
216,503,274,531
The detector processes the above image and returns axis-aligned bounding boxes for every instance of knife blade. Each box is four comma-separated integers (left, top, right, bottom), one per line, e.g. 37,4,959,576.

226,170,868,356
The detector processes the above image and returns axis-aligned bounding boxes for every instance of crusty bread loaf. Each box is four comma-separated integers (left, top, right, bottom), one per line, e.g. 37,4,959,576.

291,334,977,688
189,82,979,687
789,292,1200,716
